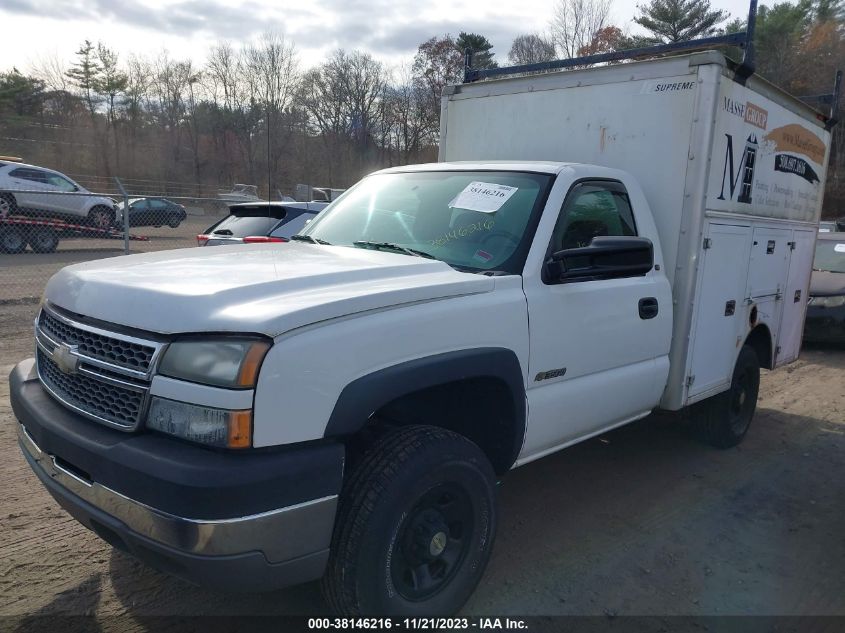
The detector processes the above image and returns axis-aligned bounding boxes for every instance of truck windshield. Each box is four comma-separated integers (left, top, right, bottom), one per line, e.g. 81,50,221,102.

299,170,553,273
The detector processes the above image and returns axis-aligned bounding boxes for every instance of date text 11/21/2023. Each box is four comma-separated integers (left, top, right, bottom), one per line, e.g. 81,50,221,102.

307,618,528,630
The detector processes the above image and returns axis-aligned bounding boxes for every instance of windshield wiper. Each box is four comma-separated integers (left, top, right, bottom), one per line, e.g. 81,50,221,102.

290,234,332,245
353,241,436,259
213,229,233,236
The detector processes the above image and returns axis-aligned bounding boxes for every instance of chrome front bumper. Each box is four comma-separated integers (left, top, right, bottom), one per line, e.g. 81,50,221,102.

18,421,337,563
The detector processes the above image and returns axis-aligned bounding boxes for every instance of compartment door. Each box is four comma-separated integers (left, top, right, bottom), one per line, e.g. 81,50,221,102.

747,227,792,300
688,223,751,398
776,229,816,365
746,227,791,361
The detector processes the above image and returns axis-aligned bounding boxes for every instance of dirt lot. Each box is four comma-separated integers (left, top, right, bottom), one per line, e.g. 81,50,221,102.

0,299,843,627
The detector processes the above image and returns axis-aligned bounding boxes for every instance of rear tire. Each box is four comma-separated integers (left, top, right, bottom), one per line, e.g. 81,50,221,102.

691,345,760,448
88,206,114,229
322,425,497,616
0,227,27,254
167,217,181,228
27,228,59,254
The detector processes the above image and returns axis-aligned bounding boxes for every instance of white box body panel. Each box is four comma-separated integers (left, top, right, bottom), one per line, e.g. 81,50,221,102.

439,53,832,408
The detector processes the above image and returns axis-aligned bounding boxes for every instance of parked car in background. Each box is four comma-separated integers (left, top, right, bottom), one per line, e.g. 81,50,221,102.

804,232,845,343
197,201,327,246
116,197,187,228
217,183,261,203
0,160,117,228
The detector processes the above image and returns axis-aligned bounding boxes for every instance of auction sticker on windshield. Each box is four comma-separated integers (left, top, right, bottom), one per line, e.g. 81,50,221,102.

449,182,518,213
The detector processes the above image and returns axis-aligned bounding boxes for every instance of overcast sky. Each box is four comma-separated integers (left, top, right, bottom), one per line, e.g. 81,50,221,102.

4,0,760,74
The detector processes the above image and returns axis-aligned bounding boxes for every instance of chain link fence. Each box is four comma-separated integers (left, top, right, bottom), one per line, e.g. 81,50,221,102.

0,161,340,335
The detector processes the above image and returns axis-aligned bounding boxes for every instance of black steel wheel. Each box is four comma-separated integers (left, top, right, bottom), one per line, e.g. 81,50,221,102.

692,345,760,448
390,482,475,601
322,425,497,616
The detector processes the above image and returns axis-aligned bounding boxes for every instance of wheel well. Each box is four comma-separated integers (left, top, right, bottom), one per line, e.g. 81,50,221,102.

370,377,521,475
744,324,773,370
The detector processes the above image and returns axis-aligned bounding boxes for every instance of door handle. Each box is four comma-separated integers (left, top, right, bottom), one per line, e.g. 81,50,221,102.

638,297,658,320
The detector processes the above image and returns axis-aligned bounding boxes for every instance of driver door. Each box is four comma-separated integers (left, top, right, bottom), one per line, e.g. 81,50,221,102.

521,180,672,458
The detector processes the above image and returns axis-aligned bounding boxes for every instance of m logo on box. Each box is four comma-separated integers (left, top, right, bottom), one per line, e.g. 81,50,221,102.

717,133,758,205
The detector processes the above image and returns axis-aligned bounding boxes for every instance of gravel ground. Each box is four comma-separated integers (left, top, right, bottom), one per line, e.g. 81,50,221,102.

0,300,843,628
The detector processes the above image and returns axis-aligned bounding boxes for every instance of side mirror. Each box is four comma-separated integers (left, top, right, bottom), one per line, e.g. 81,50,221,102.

544,236,654,283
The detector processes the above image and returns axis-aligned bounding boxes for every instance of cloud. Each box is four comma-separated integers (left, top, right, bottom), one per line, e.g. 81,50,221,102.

1,0,538,67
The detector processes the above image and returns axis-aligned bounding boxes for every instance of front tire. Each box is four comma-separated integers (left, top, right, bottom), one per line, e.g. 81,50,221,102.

323,425,497,616
692,345,760,448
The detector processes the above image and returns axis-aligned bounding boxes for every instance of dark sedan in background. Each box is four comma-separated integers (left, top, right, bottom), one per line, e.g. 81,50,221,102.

116,197,187,228
804,232,845,343
197,201,328,246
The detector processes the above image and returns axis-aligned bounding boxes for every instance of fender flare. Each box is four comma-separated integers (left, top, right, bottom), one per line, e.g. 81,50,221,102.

323,347,527,467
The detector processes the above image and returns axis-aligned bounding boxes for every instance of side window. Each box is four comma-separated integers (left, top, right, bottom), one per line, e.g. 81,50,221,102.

45,173,77,192
150,199,168,209
10,168,47,184
550,182,636,253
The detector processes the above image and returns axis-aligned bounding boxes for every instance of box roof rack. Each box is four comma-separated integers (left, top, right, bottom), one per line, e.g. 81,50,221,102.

462,0,840,130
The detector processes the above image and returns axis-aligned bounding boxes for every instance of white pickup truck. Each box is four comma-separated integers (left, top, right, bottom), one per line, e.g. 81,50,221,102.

10,51,833,616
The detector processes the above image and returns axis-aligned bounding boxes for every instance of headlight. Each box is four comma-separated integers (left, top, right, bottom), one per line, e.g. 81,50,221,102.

809,295,845,308
148,397,251,448
158,338,271,388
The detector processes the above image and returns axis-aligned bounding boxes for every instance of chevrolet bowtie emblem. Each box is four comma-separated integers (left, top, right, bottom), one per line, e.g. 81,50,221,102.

53,344,80,375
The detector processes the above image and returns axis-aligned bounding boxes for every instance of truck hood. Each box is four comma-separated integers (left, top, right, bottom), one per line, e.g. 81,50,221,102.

45,243,494,336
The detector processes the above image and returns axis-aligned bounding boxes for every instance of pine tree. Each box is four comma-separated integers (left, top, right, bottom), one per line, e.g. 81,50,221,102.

634,0,729,42
814,0,844,23
65,40,102,115
456,32,498,69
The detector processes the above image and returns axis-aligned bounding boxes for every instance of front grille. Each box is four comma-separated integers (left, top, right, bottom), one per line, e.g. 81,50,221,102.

35,306,163,431
39,309,155,373
37,349,144,428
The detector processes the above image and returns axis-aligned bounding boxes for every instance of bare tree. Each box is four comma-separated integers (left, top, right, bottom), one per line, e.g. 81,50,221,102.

94,44,127,173
550,0,613,59
384,63,433,163
508,33,557,65
243,33,299,196
339,50,387,168
300,58,350,185
123,55,151,176
30,52,71,94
